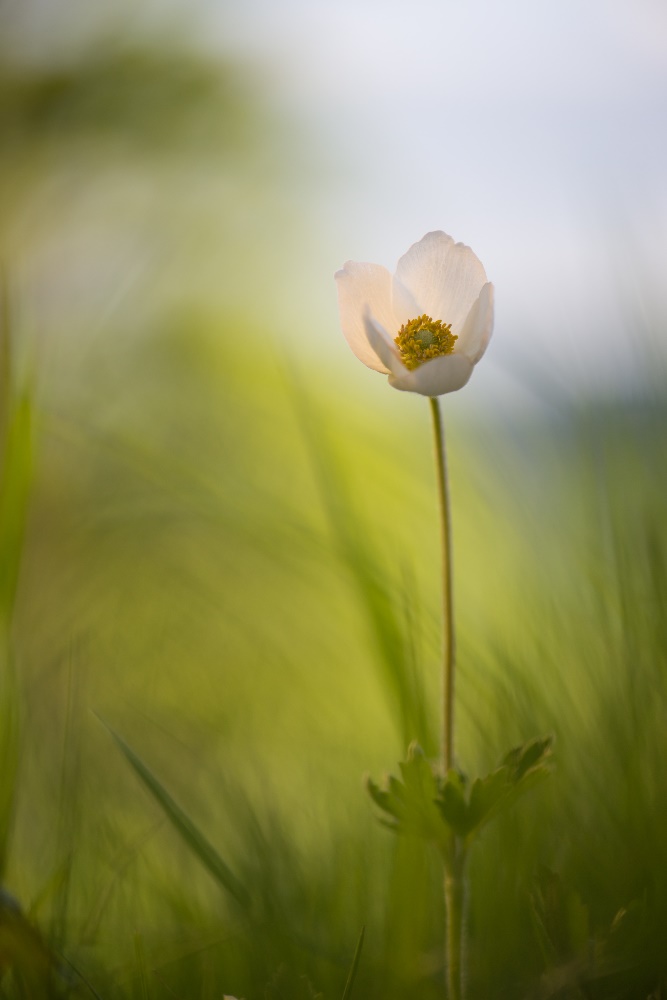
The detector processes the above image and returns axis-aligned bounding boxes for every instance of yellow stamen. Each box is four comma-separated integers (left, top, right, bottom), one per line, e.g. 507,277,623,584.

395,315,457,370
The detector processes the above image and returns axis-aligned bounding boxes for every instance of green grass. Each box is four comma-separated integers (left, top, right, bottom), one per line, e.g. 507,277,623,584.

1,309,667,999
1,17,665,997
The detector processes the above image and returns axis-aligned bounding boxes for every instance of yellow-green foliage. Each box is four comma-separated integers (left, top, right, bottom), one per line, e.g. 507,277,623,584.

0,10,666,998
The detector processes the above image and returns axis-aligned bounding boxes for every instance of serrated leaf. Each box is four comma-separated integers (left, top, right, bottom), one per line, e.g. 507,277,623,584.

466,766,511,832
365,777,391,813
388,775,409,804
104,723,250,908
399,743,439,800
503,736,553,782
455,737,553,845
365,777,403,825
437,772,470,835
377,817,400,833
367,753,445,841
493,736,554,816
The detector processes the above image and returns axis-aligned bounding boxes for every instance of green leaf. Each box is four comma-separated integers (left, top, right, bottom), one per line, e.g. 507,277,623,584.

368,736,553,850
103,723,250,908
366,750,444,842
463,737,553,844
365,777,399,828
466,766,511,832
436,770,470,835
502,736,553,782
399,742,439,798
388,774,409,807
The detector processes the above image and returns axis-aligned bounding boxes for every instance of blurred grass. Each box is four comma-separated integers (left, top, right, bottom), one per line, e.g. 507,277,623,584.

1,6,667,999
3,303,666,999
0,271,31,886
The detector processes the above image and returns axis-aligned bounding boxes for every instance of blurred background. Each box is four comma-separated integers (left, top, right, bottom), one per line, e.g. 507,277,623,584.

0,0,666,997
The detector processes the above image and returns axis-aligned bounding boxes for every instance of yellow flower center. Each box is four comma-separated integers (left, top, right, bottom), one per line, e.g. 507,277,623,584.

394,315,457,370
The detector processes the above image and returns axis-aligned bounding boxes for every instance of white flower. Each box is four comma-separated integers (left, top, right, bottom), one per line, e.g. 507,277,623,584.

335,231,494,396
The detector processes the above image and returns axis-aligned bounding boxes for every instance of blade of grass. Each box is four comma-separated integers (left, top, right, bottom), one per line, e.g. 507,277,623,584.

340,925,365,1000
101,722,250,908
52,646,85,951
60,953,107,1000
0,650,18,878
81,818,165,945
0,270,30,878
134,932,151,1000
289,380,434,753
0,269,33,622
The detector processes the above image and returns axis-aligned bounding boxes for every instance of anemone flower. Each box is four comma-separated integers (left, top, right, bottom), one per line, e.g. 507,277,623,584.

335,231,494,396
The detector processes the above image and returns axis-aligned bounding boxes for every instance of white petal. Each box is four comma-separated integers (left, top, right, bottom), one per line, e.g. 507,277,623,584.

390,277,419,326
388,353,474,397
456,282,494,363
394,231,487,337
364,314,405,376
335,262,398,373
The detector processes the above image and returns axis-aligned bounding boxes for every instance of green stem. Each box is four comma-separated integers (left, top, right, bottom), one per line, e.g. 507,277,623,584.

429,397,455,773
444,850,465,1000
429,396,464,999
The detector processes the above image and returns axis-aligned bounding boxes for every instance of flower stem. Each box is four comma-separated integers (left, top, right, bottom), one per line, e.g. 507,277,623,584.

429,396,464,1000
444,850,465,1000
429,396,455,773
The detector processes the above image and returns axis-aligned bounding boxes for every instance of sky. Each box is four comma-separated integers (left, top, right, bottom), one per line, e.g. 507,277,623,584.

2,0,666,404
203,0,667,399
